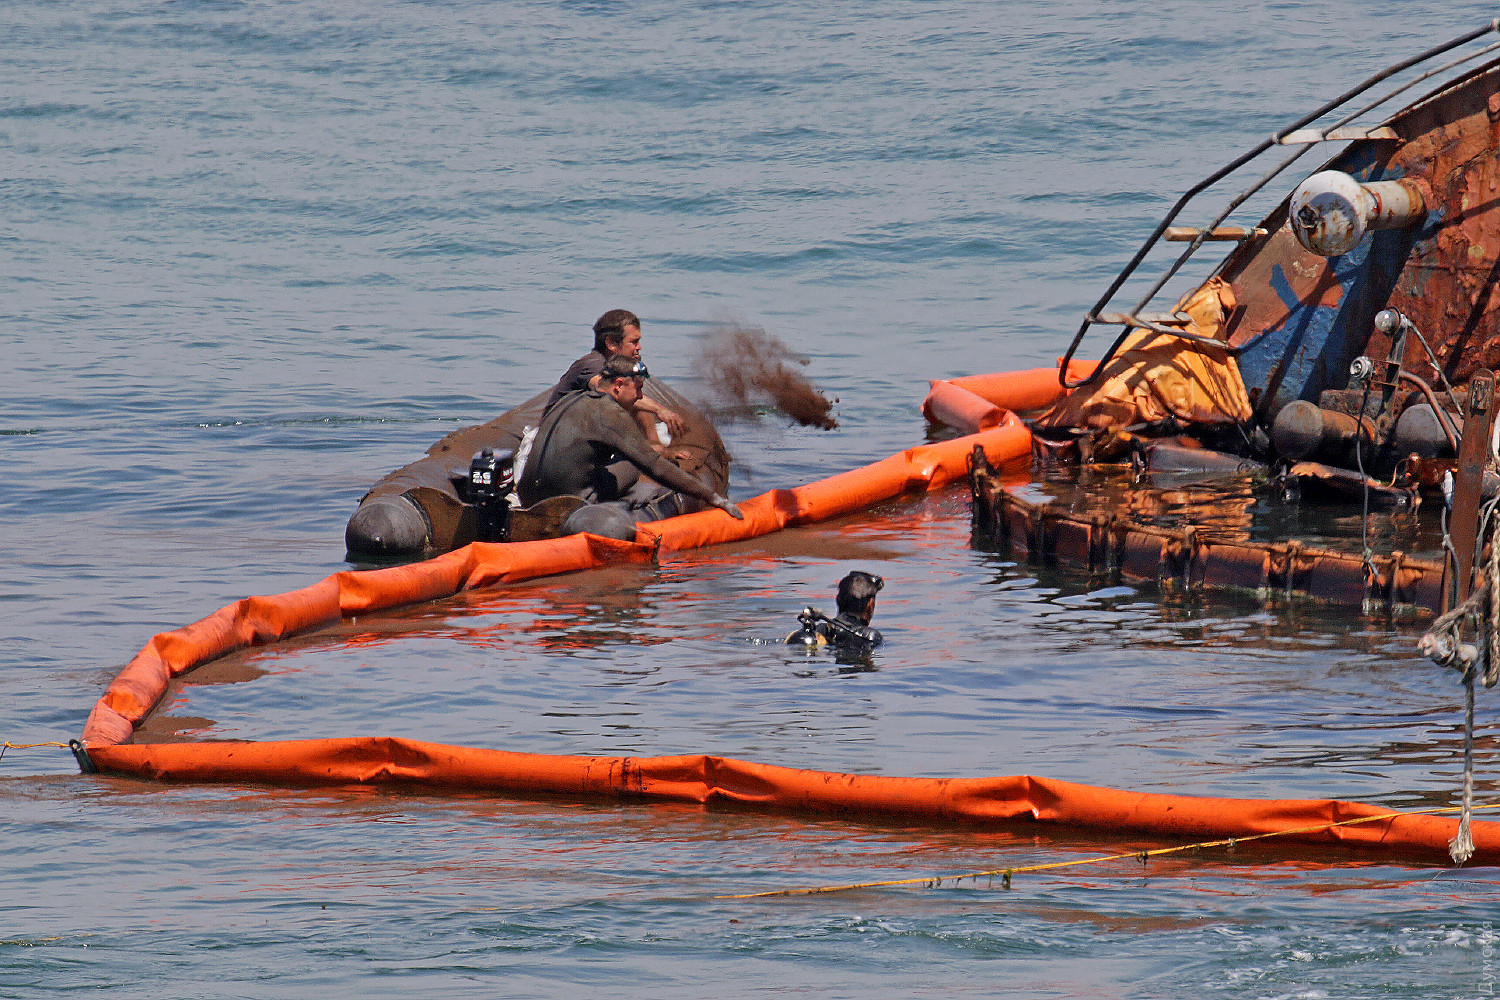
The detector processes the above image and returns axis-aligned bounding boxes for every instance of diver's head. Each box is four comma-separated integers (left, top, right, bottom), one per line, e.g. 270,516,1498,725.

601,356,649,408
835,571,883,624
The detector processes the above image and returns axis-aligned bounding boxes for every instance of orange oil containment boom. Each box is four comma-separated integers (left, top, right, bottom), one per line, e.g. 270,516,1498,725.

79,394,1500,864
922,360,1098,435
87,739,1499,863
82,419,1032,748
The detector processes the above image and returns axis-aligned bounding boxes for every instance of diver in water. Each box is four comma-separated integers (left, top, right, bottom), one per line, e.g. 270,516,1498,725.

786,571,884,657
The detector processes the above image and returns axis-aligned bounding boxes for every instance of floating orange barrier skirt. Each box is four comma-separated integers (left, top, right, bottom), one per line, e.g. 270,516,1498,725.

84,739,1499,864
80,391,1496,865
922,361,1098,435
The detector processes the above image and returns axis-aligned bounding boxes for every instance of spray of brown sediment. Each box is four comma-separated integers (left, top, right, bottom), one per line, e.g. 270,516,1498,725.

688,322,838,429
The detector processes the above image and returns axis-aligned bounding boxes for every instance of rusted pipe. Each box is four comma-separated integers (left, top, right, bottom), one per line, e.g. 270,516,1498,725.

1271,400,1375,461
1397,372,1461,453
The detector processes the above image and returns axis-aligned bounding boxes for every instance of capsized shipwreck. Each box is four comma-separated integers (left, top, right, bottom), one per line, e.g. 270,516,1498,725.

943,21,1500,618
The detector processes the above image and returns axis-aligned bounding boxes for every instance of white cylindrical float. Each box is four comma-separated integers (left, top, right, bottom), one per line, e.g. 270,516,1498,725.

1288,170,1427,257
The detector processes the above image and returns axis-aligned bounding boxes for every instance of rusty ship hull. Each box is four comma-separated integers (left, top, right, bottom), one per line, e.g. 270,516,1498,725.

955,24,1500,616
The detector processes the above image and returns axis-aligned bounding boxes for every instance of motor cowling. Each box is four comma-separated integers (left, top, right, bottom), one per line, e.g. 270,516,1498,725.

468,447,515,542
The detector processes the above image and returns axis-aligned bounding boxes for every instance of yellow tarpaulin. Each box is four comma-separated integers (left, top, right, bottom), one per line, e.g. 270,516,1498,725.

1037,278,1252,431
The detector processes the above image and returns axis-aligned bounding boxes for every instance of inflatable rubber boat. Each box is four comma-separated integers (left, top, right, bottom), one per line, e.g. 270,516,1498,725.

344,376,730,560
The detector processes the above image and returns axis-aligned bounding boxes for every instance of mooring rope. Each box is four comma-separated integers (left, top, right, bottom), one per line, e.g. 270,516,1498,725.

1489,494,1500,687
0,741,72,765
716,801,1500,899
1454,666,1479,864
1418,459,1500,864
1354,377,1375,591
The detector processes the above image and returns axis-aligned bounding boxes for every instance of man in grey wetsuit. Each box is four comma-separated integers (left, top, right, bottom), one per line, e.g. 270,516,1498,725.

519,356,743,522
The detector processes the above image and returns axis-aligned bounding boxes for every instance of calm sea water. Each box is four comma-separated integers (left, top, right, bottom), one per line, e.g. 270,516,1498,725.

5,2,1500,996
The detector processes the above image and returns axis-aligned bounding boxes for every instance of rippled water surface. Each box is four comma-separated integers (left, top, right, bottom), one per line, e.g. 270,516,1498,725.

6,2,1500,996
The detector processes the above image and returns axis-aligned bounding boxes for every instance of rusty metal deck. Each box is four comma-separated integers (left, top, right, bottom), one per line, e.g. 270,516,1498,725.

969,446,1444,614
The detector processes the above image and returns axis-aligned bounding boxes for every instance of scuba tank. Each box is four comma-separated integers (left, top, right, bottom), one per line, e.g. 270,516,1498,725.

786,606,881,652
786,606,826,647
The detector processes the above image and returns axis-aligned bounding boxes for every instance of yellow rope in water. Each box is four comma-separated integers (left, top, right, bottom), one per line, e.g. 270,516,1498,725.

716,801,1500,899
0,740,74,766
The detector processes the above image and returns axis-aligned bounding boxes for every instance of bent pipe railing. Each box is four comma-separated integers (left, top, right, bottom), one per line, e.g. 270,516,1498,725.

1058,19,1500,390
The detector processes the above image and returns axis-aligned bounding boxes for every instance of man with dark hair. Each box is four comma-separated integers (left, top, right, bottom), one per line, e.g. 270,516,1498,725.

786,571,885,654
591,308,639,356
543,310,685,447
519,355,743,522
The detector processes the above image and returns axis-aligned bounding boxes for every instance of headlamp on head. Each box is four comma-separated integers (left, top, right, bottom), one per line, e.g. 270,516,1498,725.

600,357,649,382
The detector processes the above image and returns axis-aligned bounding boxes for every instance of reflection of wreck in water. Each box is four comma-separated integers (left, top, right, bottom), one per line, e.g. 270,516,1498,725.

950,23,1500,617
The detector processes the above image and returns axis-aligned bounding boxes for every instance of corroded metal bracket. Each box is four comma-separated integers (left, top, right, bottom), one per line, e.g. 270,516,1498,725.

1447,370,1495,609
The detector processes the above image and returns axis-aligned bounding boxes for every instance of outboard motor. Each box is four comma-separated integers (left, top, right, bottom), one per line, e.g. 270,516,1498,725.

467,447,515,542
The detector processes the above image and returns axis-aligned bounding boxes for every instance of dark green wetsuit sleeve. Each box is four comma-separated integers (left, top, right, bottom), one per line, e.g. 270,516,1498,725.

599,404,719,502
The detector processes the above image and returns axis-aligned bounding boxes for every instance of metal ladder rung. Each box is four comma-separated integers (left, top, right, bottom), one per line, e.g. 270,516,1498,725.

1163,226,1268,242
1089,312,1239,354
1094,311,1190,328
1277,124,1399,144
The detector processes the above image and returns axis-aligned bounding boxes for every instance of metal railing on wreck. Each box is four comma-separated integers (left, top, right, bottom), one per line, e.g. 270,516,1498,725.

1058,19,1500,388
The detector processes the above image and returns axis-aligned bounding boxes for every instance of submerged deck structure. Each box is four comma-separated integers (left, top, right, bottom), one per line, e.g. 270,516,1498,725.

969,445,1446,614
